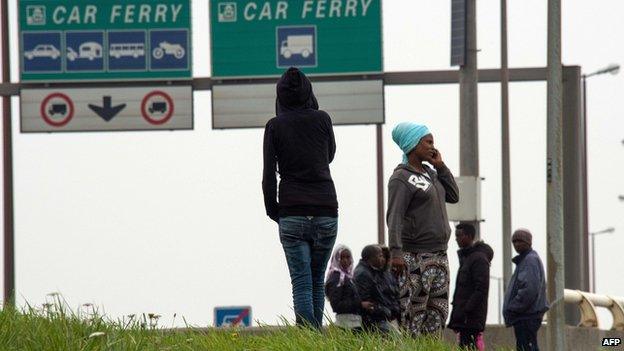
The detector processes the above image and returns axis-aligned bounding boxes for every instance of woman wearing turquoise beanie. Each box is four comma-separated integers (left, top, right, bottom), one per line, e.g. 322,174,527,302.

386,122,459,337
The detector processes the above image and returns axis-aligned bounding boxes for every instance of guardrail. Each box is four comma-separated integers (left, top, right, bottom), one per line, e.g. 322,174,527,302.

564,289,624,330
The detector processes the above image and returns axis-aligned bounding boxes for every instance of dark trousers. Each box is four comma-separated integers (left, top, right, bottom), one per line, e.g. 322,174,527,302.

458,329,480,349
512,318,542,351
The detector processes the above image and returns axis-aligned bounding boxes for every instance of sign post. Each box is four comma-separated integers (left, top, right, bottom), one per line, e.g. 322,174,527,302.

19,0,192,82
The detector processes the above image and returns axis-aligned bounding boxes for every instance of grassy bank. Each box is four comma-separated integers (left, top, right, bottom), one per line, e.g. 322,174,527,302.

0,299,475,350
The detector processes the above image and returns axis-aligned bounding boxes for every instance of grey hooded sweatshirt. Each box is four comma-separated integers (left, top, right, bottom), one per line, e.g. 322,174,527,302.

387,163,459,257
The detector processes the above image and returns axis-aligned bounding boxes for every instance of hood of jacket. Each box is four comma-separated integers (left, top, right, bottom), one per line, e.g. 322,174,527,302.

459,241,494,262
275,67,319,115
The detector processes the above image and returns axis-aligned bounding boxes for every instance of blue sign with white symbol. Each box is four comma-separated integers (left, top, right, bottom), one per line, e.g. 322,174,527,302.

22,32,62,72
214,306,252,327
149,30,189,71
65,31,104,72
276,26,317,68
108,31,147,71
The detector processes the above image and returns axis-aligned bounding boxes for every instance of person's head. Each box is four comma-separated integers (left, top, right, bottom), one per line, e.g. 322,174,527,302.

275,67,318,114
408,134,435,164
361,245,384,269
455,222,476,248
326,245,354,285
512,228,533,254
339,248,353,271
391,122,433,164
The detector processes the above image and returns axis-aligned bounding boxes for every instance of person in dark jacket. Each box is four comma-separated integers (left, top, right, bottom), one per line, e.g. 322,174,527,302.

262,67,338,329
448,223,493,350
503,229,549,351
354,245,396,332
325,245,362,329
380,246,402,325
386,122,460,336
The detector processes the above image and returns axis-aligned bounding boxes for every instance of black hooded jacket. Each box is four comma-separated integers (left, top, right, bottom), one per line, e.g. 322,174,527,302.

448,241,494,332
325,271,361,315
262,68,338,221
353,260,400,328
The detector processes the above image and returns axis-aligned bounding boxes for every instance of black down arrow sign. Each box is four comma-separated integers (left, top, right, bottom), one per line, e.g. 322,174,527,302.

88,96,126,122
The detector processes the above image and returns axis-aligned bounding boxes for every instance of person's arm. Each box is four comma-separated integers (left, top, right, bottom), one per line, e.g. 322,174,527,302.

507,258,541,312
262,120,279,223
387,179,412,259
437,165,460,204
325,114,336,163
427,149,459,204
464,256,490,314
354,271,375,303
354,270,385,317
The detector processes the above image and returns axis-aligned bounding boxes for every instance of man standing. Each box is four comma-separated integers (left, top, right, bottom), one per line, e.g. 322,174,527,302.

262,67,338,329
387,122,459,336
503,229,549,351
448,223,493,350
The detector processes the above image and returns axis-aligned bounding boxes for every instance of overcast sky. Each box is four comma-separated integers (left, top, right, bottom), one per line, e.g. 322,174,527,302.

1,0,623,329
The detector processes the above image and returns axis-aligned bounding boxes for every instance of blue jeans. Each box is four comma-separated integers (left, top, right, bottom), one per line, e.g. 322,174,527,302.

279,216,338,328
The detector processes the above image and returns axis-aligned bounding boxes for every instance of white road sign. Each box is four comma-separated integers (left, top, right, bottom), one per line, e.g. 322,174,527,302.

212,80,384,129
21,86,192,132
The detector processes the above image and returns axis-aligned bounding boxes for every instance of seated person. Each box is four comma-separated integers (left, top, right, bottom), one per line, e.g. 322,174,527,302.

354,245,397,332
325,245,362,329
379,246,402,326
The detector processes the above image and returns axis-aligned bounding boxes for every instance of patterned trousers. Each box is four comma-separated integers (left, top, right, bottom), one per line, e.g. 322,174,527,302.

398,251,450,336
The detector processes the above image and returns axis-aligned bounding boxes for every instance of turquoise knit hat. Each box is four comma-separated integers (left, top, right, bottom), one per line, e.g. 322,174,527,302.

391,122,431,164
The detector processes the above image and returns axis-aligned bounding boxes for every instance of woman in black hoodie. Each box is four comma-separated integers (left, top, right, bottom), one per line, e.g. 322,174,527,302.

262,67,338,329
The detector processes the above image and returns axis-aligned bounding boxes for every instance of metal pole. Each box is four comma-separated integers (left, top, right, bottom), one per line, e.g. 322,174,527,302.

562,66,587,324
546,0,566,349
459,0,480,237
376,124,385,245
591,233,595,293
500,0,513,292
498,277,502,324
582,75,590,293
1,0,15,308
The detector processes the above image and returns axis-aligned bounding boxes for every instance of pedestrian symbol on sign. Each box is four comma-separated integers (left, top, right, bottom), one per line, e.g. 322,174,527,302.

218,3,237,22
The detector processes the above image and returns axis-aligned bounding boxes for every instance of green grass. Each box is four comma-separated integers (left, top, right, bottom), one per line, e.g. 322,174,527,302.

0,297,466,350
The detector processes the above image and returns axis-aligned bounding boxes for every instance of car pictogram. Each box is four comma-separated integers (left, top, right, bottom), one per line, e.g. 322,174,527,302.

24,44,60,60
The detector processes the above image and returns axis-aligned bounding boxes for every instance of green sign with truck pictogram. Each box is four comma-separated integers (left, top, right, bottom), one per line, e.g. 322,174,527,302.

210,0,382,78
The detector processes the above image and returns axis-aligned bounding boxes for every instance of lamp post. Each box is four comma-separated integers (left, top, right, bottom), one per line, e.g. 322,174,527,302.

582,63,619,294
490,276,503,324
583,64,620,136
589,227,615,293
